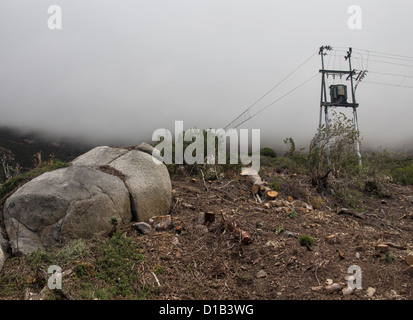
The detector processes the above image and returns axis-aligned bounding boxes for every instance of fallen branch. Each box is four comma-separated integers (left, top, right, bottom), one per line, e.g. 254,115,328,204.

213,180,235,190
337,208,365,219
254,193,262,204
200,169,209,192
382,242,407,250
151,271,161,287
221,213,253,244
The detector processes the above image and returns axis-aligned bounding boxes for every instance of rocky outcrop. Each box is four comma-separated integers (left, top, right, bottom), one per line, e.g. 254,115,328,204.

2,145,172,256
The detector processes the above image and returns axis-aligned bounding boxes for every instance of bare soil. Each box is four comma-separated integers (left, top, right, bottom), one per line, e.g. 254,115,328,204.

137,171,413,300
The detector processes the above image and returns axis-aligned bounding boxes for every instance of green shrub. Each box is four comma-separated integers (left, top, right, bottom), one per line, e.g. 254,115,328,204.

334,188,362,209
289,209,298,219
260,148,277,158
298,235,314,247
275,225,284,234
393,163,413,186
384,252,396,264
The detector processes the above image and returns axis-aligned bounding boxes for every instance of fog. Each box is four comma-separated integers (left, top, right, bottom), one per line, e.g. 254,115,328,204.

0,0,412,152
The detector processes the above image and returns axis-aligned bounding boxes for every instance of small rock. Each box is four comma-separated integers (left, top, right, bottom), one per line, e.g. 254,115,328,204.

325,279,333,286
366,287,376,297
171,236,180,246
198,212,206,224
284,231,299,238
387,289,402,300
325,283,342,293
265,240,279,248
311,286,324,292
344,275,353,282
355,252,360,259
151,215,173,231
256,270,267,278
131,222,152,235
342,286,353,296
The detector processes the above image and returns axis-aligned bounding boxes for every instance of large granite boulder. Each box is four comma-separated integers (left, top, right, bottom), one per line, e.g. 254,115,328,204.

73,146,172,222
2,145,172,256
3,165,131,255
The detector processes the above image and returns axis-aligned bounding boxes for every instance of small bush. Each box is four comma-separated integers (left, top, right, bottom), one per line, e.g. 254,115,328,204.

333,188,362,209
153,265,165,275
393,163,413,186
56,239,89,263
384,252,396,264
309,196,326,210
275,225,283,234
268,178,281,192
260,148,277,158
298,235,314,247
288,209,298,219
280,179,308,201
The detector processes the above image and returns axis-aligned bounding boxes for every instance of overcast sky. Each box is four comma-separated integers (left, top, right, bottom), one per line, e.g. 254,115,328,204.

0,0,412,151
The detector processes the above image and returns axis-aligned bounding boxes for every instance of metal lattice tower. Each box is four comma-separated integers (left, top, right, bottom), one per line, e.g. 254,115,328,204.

318,46,365,166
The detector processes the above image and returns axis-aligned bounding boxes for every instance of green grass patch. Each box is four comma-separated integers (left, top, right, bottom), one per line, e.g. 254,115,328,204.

95,231,146,298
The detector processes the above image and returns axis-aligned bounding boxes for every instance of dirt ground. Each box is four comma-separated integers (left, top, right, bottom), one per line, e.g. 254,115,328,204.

1,166,412,301
136,170,413,300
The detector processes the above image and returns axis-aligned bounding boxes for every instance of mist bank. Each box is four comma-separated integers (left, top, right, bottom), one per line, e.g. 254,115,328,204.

0,125,411,158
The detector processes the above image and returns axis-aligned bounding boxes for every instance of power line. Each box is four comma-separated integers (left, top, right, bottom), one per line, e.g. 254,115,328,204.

369,71,413,78
331,47,413,71
334,47,413,61
364,53,413,63
362,80,413,89
352,57,413,68
229,72,319,130
222,51,318,130
352,48,413,61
